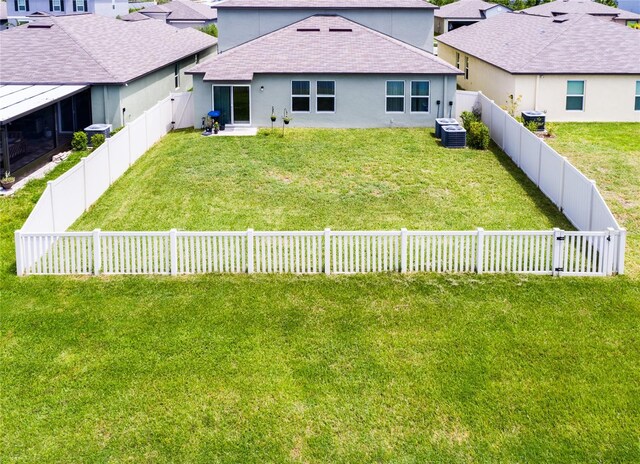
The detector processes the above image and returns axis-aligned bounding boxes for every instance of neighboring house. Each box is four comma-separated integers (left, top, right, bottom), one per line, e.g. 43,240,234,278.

435,0,511,34
437,13,640,122
187,14,461,129
121,0,217,29
215,0,437,52
6,0,129,24
522,0,640,26
1,2,8,29
0,13,216,177
618,0,640,15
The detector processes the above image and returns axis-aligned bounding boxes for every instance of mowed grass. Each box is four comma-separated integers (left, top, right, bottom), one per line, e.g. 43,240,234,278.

72,128,570,231
1,126,639,462
548,123,640,275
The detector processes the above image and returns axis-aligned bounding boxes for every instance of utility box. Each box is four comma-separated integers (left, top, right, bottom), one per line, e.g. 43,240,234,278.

84,124,112,141
441,125,467,148
435,118,459,138
521,111,545,131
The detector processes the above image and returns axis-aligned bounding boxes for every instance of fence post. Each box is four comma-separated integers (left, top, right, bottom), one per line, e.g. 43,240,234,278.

81,158,89,212
516,123,523,168
15,230,23,277
127,126,133,166
588,180,597,230
536,141,543,187
324,228,331,275
247,228,254,274
48,181,56,231
604,227,615,276
502,113,507,150
616,228,626,275
93,228,101,275
144,110,150,150
106,139,113,186
170,228,178,276
400,228,408,273
552,228,565,277
559,157,567,211
476,228,484,274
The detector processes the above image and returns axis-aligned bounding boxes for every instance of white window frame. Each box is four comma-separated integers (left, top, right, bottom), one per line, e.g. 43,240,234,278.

17,0,27,11
211,84,252,127
464,56,469,80
385,80,405,114
291,80,311,114
409,80,430,114
52,0,62,11
455,52,460,69
174,63,180,89
316,80,336,114
566,80,585,112
76,0,86,11
635,80,640,112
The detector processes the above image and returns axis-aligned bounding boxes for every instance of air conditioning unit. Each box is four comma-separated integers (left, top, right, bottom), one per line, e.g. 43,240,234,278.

521,111,545,131
84,124,112,142
441,125,466,148
435,118,459,138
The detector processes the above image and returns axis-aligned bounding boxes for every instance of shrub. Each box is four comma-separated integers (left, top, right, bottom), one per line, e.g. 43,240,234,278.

71,131,88,151
545,122,557,137
525,121,540,133
90,134,106,149
198,23,218,37
460,111,479,132
467,121,490,150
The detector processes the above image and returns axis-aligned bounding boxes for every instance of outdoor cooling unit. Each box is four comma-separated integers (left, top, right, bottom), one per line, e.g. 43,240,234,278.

441,125,466,148
84,124,112,140
521,111,546,131
435,118,459,138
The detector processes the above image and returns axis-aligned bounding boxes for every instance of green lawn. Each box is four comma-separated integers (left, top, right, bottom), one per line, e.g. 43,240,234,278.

72,129,570,231
1,127,639,463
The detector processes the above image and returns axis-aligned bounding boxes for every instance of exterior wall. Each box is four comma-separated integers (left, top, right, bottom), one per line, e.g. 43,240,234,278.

192,73,457,128
618,0,640,14
435,5,509,34
7,0,127,20
217,8,434,52
437,43,640,122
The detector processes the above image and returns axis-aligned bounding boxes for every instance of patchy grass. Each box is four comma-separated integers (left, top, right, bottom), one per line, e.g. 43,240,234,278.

1,128,639,462
72,128,570,231
548,123,640,275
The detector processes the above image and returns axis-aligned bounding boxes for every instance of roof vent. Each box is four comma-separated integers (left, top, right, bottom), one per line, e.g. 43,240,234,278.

27,21,53,28
297,28,320,32
553,18,569,23
329,28,352,32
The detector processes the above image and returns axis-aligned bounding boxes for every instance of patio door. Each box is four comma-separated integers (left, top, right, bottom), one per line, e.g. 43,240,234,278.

212,85,251,126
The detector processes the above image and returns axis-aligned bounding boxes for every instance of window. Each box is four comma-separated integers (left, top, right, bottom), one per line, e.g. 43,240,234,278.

291,81,310,112
464,56,469,80
635,81,640,111
566,80,585,111
455,52,460,69
316,81,335,113
17,0,28,12
410,81,430,113
73,0,86,11
51,0,62,11
174,63,180,89
386,81,404,113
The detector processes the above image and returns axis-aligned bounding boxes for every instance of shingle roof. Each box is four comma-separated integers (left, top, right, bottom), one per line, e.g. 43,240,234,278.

120,11,152,21
523,0,640,21
437,12,640,74
0,13,217,85
136,0,218,21
435,0,511,19
188,15,461,81
216,0,436,9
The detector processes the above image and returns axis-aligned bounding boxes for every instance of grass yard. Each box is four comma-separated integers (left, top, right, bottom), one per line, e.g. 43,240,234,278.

1,126,639,463
72,128,570,231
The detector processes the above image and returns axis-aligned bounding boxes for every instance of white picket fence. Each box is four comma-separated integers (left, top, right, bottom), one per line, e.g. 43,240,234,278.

15,228,626,277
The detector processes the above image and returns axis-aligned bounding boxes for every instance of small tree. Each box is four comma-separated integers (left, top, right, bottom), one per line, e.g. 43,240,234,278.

71,131,88,151
503,94,522,118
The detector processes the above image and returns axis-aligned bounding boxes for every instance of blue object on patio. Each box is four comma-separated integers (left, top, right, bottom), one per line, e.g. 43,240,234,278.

208,110,221,118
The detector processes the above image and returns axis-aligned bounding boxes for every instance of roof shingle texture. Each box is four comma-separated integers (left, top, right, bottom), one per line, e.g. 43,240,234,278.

0,13,217,85
435,0,510,19
189,15,461,81
523,0,640,21
437,12,640,74
217,0,436,9
136,0,218,20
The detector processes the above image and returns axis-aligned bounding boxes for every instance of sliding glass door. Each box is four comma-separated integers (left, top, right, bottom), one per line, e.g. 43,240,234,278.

212,85,251,126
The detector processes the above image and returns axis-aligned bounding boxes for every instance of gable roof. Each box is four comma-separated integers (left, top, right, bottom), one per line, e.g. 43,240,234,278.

436,12,640,75
188,15,460,81
0,13,217,85
120,11,151,21
435,0,511,19
135,0,218,21
523,0,640,21
216,0,436,9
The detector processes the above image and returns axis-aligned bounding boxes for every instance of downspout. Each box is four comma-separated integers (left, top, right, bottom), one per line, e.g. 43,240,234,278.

442,75,448,119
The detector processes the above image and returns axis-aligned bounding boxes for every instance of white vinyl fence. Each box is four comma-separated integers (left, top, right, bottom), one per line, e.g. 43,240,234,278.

15,228,626,277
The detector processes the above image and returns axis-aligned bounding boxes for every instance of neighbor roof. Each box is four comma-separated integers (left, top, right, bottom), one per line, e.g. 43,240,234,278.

437,12,640,74
188,15,460,81
523,0,640,21
120,11,151,21
0,13,217,85
216,0,436,9
135,0,217,21
435,0,511,19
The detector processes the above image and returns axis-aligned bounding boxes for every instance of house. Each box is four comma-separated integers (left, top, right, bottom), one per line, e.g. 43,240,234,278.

215,0,437,52
187,12,461,129
6,0,129,24
1,2,8,29
121,0,217,29
437,12,640,122
0,13,216,177
522,0,640,26
618,0,640,16
434,0,511,34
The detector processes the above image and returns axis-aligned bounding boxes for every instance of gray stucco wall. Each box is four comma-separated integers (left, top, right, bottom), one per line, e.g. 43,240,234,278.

218,8,434,53
192,73,457,128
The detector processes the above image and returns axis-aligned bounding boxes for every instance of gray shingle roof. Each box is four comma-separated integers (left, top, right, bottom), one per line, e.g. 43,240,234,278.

216,0,436,9
435,0,511,19
523,0,640,21
437,12,640,74
135,0,218,21
120,11,152,21
188,15,461,81
0,13,217,85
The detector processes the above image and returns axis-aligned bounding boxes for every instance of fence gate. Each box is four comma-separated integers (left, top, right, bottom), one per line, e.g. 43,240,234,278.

171,92,194,129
